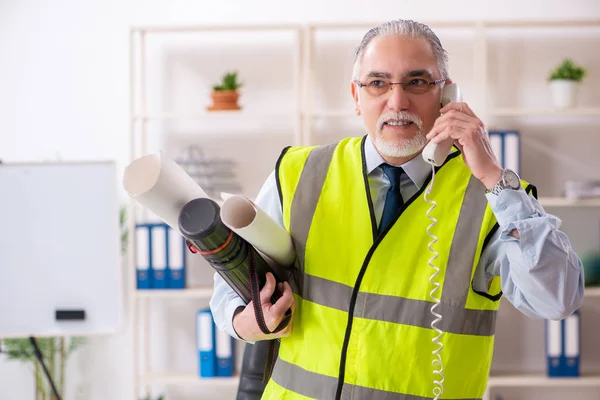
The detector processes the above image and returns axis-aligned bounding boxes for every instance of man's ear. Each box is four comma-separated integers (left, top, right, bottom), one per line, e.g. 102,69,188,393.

350,81,360,115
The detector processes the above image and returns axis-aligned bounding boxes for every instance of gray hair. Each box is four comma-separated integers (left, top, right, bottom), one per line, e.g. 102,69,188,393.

352,19,449,81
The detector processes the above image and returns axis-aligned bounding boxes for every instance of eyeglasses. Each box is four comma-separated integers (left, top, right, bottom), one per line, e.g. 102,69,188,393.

354,77,447,96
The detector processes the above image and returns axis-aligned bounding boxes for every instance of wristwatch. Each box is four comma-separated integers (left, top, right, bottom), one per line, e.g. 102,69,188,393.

486,168,521,195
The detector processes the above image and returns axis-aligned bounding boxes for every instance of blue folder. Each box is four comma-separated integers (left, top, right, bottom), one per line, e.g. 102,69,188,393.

167,226,186,289
135,224,152,289
196,309,216,377
150,223,168,289
216,328,235,376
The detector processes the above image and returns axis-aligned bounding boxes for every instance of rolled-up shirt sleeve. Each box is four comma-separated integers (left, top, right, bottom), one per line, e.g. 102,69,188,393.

481,188,585,320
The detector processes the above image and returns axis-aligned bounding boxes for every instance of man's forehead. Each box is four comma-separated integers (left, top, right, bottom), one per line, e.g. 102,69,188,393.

360,36,438,78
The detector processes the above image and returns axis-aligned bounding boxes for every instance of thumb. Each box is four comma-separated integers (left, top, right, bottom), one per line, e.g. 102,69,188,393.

259,272,276,304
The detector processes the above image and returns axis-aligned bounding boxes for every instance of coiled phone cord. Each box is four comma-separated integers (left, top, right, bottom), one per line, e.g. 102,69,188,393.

423,164,445,400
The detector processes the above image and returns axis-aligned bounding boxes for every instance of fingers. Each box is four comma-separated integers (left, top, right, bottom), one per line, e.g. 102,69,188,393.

259,272,276,305
427,119,470,144
235,279,296,341
270,281,295,318
427,108,485,145
440,101,476,118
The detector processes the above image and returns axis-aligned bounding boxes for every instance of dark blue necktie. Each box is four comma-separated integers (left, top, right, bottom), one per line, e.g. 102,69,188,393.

379,163,404,233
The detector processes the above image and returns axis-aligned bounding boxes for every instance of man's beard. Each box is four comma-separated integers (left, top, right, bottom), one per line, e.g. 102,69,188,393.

373,110,427,158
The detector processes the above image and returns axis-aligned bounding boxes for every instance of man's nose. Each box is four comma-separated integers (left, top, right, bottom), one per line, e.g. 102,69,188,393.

386,83,410,111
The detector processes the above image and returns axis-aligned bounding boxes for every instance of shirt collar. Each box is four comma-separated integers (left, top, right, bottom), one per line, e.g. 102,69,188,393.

363,135,431,190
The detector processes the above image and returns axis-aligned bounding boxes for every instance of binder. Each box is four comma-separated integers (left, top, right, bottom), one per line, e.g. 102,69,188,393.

151,223,168,289
135,224,152,289
167,226,186,289
564,311,580,377
215,327,234,376
488,130,521,174
489,131,503,168
196,309,216,377
545,310,580,377
503,131,520,174
546,318,563,376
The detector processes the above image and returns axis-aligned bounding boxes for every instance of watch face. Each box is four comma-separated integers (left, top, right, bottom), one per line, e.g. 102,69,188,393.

504,170,520,188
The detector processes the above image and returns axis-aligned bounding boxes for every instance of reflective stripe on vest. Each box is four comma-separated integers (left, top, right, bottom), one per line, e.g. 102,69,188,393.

271,358,482,400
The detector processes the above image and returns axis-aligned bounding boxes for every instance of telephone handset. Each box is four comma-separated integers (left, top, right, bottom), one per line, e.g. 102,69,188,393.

421,83,463,166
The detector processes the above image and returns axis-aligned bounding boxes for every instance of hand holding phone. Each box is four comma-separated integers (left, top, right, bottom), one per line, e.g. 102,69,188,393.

421,83,463,166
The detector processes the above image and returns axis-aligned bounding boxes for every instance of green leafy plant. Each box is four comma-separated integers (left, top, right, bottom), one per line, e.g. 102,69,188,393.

1,337,86,399
120,205,129,255
548,58,587,82
212,71,243,91
140,395,164,400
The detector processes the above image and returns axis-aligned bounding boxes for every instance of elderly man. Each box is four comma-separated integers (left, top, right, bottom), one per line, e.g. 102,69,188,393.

210,19,584,400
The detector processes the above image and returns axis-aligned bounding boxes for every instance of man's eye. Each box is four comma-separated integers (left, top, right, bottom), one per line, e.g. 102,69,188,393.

368,80,388,88
406,79,427,87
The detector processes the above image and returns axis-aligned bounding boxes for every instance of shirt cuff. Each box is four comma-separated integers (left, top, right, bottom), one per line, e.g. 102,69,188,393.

485,188,541,238
224,298,255,344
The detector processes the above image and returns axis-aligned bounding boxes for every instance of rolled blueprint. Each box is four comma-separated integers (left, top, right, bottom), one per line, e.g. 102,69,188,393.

220,193,296,267
123,152,208,232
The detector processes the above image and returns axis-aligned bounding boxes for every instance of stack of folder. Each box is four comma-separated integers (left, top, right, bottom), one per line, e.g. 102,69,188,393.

196,308,235,377
545,310,581,377
135,223,187,289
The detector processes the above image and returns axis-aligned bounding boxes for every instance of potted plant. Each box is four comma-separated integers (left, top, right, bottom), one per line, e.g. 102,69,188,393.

207,71,243,111
1,336,86,400
547,58,587,108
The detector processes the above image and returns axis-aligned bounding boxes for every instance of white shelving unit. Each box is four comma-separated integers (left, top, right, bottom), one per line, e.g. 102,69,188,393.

128,19,600,399
128,23,304,399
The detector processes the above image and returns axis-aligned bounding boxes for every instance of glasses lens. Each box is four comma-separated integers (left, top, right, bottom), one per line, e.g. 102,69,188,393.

366,80,389,96
404,79,431,94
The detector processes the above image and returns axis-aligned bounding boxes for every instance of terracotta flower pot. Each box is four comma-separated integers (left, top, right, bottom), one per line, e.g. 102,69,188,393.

207,90,241,111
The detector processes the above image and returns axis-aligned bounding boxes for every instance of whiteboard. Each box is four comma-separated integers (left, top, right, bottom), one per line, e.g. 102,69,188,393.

0,161,122,338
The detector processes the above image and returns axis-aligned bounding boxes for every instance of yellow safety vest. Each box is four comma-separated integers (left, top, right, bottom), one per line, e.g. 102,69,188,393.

262,136,534,400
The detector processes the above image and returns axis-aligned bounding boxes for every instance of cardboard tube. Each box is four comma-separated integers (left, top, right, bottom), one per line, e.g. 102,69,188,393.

123,152,208,232
220,194,296,267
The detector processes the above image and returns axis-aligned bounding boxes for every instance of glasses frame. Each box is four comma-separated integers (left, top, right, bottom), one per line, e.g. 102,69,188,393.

354,77,448,96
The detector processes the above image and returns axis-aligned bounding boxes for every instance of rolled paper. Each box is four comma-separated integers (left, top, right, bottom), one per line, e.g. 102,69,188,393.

123,152,208,232
220,193,296,267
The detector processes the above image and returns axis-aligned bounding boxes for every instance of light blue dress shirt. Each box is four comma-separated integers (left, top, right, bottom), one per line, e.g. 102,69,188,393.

210,136,585,341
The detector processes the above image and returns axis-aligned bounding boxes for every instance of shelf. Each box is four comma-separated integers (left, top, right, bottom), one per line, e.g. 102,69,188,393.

132,24,302,33
585,286,600,297
489,107,600,117
538,197,600,207
488,373,600,387
141,372,239,386
132,111,297,121
135,286,213,299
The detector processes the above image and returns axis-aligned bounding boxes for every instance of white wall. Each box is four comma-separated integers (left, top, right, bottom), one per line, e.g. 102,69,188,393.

2,0,600,399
